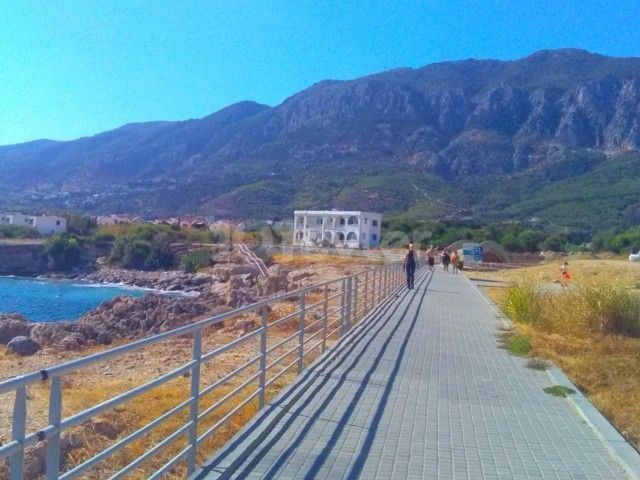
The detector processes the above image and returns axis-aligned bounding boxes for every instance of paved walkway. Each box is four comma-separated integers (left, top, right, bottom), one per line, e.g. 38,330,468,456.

194,270,631,479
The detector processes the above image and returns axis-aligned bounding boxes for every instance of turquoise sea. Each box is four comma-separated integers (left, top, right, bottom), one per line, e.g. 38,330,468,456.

0,276,148,322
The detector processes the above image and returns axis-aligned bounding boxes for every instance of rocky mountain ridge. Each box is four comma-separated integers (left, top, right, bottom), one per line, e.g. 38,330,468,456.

1,49,640,228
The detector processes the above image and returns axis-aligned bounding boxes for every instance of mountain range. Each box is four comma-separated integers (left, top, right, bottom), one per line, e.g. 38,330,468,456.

2,48,640,230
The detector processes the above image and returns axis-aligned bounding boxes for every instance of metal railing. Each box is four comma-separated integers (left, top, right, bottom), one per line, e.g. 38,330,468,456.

236,243,270,277
0,261,405,480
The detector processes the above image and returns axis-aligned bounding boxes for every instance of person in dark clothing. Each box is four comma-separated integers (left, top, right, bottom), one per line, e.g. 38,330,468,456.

442,249,451,273
403,243,418,289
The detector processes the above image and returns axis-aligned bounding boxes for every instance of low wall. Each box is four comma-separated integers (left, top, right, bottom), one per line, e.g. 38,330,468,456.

0,242,48,276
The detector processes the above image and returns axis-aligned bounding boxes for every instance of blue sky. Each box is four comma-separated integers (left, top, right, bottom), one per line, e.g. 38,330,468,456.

1,1,639,145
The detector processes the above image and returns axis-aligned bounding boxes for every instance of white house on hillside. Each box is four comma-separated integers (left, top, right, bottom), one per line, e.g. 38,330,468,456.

293,210,382,249
1,213,67,236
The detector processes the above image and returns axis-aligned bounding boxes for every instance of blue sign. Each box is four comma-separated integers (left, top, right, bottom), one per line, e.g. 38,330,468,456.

473,246,483,262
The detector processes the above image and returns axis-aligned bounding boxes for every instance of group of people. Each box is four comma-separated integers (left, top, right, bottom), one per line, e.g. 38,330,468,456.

402,243,460,289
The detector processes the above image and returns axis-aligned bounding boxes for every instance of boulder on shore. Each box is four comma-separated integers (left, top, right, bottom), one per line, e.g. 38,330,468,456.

0,313,31,344
7,336,41,356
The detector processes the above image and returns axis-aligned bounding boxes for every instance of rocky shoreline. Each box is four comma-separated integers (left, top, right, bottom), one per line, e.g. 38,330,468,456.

43,267,212,294
1,250,321,356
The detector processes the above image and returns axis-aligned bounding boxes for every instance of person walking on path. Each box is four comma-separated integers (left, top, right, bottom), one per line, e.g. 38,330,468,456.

426,245,436,272
403,243,418,289
442,249,451,273
450,249,459,274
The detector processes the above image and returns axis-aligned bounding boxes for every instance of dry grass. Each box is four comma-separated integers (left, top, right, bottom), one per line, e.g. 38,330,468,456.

478,257,640,287
487,272,640,450
271,252,384,268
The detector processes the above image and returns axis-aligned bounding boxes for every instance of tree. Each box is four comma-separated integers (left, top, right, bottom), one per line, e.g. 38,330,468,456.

45,234,83,271
66,214,97,236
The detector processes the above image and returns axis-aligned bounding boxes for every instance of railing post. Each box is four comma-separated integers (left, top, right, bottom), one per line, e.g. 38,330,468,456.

10,386,26,480
364,269,369,314
187,329,202,476
384,265,388,297
45,377,62,480
298,293,305,373
340,278,346,336
322,284,329,352
353,275,359,323
371,269,376,308
259,307,268,409
346,277,352,330
378,266,382,303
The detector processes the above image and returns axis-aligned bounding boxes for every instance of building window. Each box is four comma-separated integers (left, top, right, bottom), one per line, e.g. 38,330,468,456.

364,218,368,225
372,234,377,241
316,218,322,225
362,233,366,240
56,220,61,226
372,220,378,227
340,218,345,226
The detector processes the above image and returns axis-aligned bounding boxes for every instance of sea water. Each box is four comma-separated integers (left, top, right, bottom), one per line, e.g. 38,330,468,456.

0,276,148,322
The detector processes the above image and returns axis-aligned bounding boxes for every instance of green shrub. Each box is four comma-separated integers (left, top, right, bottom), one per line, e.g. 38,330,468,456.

180,250,212,273
66,213,97,236
580,284,640,337
507,334,532,357
503,283,542,324
44,234,83,271
543,385,576,397
109,234,175,270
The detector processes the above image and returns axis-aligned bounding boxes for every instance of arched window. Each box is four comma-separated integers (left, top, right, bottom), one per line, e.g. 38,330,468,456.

347,216,358,226
295,231,304,241
346,232,358,242
337,232,345,241
324,231,333,242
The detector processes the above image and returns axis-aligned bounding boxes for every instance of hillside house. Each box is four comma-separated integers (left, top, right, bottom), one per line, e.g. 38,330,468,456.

293,210,382,249
1,213,67,236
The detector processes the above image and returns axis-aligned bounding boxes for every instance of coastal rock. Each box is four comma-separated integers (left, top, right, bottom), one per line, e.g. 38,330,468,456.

257,265,291,296
210,279,257,308
30,322,77,348
21,432,84,480
229,265,260,278
82,267,213,292
95,331,113,345
188,273,212,286
77,293,214,340
212,251,245,264
60,332,87,351
211,265,232,282
0,313,31,344
7,336,41,356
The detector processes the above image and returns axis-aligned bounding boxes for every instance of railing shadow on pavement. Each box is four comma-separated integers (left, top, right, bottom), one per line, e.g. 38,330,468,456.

215,270,432,480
